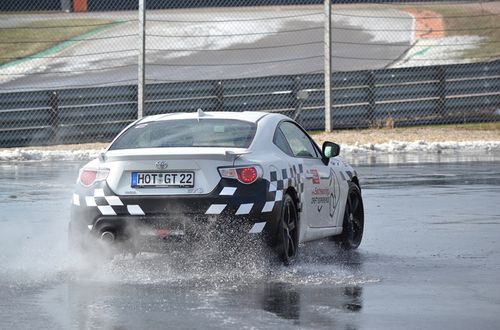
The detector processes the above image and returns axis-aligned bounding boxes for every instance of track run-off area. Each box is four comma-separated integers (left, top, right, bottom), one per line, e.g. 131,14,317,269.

1,6,417,90
1,153,499,329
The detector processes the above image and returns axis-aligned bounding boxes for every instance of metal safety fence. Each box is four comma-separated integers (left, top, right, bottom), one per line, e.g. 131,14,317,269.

1,60,499,147
0,0,499,147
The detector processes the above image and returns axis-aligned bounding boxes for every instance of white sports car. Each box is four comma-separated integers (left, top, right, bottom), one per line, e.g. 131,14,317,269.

69,111,364,264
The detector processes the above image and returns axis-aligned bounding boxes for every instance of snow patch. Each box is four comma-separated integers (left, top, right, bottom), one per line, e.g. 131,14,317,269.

146,14,321,61
1,140,499,162
0,11,323,86
395,36,485,68
0,148,101,161
334,9,414,44
342,140,500,154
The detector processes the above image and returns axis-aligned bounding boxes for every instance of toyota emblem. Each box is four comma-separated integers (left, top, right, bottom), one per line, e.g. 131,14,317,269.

155,161,168,170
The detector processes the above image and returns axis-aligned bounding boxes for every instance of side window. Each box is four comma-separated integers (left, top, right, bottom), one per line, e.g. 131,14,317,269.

273,127,293,156
279,121,319,158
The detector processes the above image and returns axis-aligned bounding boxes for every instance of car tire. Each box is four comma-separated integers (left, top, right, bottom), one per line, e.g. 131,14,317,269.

276,193,299,265
335,182,364,250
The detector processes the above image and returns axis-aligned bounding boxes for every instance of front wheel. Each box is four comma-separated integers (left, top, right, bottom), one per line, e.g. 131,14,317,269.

276,194,299,265
335,182,364,250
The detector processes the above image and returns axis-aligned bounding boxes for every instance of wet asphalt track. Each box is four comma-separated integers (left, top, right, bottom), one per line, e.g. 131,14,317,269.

0,7,413,90
1,154,500,329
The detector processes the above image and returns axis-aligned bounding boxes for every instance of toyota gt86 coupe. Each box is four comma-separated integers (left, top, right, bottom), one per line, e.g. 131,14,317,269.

69,111,364,264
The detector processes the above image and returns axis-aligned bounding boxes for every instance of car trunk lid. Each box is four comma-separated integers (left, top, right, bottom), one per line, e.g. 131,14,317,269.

103,148,249,196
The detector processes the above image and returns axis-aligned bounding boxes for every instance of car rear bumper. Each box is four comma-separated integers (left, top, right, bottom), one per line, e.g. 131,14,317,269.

70,178,282,242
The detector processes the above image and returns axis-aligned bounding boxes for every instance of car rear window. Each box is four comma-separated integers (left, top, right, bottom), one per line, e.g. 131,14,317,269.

109,119,257,150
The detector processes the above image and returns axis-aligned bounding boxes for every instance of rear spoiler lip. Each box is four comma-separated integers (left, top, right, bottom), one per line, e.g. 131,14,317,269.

225,150,251,162
100,147,251,162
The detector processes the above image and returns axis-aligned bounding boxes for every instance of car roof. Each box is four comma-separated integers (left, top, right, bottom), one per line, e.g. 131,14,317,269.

138,111,270,124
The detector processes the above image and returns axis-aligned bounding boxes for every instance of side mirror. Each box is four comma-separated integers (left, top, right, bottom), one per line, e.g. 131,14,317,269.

322,141,340,159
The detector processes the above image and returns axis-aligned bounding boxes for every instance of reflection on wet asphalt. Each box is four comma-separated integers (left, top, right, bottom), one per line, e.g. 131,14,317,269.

1,155,500,329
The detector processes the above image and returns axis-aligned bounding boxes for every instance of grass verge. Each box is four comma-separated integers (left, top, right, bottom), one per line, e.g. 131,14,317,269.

408,122,500,131
310,122,500,145
394,4,499,60
334,3,499,60
422,5,500,60
1,122,498,151
0,19,115,66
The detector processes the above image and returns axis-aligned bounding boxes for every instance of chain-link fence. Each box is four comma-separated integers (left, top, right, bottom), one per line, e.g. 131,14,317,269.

0,0,499,147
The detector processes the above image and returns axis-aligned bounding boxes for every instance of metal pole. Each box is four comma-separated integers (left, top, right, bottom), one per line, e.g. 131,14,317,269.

138,0,146,119
324,0,332,132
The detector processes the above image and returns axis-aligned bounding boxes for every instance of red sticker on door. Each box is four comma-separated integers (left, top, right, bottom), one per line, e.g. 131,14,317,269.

310,169,320,184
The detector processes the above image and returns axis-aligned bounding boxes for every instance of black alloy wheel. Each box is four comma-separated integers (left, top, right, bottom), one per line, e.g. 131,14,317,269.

338,182,364,250
279,194,299,265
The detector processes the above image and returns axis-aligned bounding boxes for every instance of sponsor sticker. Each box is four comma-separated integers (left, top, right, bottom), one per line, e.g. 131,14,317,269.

310,169,320,184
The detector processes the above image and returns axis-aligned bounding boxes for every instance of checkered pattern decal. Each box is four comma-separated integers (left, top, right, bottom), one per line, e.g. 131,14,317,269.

74,164,307,218
73,187,145,216
203,163,305,216
265,163,304,213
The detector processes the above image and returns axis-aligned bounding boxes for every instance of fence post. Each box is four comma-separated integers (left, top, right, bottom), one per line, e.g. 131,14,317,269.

293,76,308,123
138,0,146,119
437,65,446,118
324,0,332,132
215,81,224,111
49,91,59,144
368,71,376,126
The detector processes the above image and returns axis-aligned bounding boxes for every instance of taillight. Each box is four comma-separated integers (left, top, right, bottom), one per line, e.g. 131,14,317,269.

237,167,258,184
78,168,109,187
219,166,262,184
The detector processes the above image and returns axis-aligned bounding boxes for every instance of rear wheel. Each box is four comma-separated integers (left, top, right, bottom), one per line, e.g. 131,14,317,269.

336,182,364,250
276,194,299,265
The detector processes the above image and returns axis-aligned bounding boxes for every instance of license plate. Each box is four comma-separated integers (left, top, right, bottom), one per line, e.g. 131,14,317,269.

131,172,194,188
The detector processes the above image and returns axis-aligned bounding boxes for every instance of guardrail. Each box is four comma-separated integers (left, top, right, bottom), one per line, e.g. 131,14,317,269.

1,60,499,147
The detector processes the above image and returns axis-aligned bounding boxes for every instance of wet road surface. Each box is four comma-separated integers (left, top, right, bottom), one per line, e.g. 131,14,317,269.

0,7,413,90
1,155,499,329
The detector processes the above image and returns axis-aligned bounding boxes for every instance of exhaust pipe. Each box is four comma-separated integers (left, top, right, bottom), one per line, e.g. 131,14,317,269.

100,231,115,243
